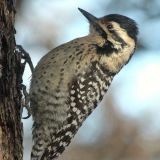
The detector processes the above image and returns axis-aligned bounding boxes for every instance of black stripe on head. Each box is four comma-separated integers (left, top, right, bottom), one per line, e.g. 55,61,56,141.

92,40,119,56
102,14,138,42
109,29,127,48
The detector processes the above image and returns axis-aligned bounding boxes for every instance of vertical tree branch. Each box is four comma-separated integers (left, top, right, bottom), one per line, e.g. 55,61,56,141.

0,0,23,159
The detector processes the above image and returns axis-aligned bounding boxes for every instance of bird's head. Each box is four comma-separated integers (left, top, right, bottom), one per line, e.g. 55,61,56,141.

78,8,139,73
78,8,138,50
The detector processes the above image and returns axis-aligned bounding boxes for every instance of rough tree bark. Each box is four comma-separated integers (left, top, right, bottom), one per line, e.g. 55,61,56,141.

0,0,23,160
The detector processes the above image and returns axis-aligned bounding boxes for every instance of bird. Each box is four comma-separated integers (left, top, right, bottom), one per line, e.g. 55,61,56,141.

30,8,138,160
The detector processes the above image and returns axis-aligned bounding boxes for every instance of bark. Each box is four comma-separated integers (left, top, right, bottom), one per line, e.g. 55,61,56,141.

0,0,23,160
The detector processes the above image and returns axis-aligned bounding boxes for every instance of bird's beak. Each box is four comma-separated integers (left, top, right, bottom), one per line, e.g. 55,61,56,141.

78,8,98,24
78,8,107,39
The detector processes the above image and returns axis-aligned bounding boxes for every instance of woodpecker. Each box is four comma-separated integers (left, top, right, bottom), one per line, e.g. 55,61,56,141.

30,8,138,160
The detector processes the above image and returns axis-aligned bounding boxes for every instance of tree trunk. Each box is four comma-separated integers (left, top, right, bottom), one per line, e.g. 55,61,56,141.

0,0,23,160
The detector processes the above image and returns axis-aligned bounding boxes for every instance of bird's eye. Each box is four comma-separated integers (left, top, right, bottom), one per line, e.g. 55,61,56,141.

107,24,113,30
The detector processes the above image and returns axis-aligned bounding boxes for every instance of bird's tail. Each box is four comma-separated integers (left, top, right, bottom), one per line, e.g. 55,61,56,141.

30,123,51,160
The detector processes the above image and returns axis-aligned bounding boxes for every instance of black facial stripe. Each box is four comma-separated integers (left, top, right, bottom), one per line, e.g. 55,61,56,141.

101,14,138,41
92,41,119,56
93,25,107,39
109,30,127,48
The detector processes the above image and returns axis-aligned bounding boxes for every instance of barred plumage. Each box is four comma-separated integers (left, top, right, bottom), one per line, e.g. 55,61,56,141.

30,8,138,160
